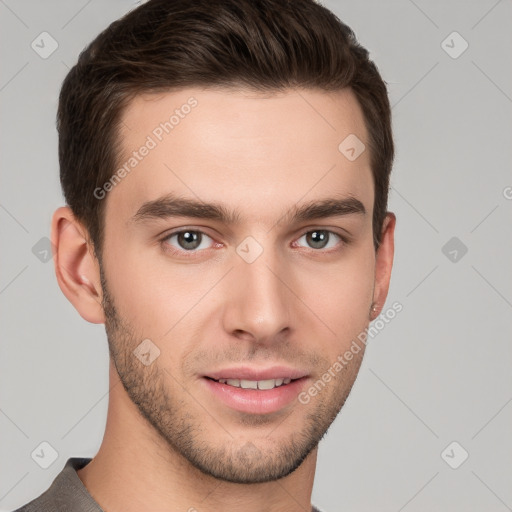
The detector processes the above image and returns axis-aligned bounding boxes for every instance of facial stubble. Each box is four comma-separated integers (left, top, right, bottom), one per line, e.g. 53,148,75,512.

99,265,364,484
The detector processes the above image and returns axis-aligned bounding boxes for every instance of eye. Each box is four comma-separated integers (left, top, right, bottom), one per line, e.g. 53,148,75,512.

295,230,342,250
164,230,215,251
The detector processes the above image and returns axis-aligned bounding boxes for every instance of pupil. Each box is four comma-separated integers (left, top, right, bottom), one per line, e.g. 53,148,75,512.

307,230,328,249
178,231,201,250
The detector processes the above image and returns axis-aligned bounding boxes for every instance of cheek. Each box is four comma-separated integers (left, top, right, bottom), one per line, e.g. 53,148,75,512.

102,242,222,338
299,248,375,344
100,239,168,334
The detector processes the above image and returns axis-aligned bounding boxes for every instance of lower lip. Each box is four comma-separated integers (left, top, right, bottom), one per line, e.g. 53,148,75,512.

202,377,308,414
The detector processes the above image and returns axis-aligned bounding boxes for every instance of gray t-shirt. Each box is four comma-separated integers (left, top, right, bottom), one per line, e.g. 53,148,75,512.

13,458,324,512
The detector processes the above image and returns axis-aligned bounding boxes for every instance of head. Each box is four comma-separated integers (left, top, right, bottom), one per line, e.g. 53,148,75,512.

53,0,395,484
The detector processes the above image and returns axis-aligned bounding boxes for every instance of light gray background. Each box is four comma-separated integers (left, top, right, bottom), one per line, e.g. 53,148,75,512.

1,1,511,511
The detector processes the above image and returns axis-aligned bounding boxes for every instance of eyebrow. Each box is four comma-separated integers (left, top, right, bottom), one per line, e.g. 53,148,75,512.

130,193,366,226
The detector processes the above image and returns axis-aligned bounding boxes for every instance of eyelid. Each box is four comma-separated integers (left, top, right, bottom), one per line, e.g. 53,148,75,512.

159,228,221,257
159,226,351,257
292,228,348,250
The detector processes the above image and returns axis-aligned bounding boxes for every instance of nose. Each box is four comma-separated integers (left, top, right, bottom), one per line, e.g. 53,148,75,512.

221,248,292,344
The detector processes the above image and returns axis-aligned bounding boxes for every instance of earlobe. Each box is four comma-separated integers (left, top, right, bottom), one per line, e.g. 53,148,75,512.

370,212,396,320
51,206,105,324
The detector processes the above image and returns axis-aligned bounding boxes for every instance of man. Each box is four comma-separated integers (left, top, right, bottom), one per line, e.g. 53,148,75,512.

15,0,395,510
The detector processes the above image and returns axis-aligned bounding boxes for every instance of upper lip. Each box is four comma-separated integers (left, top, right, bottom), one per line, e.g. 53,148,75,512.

204,366,308,381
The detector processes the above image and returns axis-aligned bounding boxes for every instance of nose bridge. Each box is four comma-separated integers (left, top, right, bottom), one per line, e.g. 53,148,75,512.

224,241,291,341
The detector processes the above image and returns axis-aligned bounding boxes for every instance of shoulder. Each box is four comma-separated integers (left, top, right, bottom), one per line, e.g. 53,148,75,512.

11,457,98,512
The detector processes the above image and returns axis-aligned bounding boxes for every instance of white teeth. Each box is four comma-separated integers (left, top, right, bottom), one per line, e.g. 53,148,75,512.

240,379,258,389
216,378,293,389
257,379,276,390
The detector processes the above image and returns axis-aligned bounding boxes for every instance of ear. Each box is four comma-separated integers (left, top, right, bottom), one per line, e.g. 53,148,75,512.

370,212,396,320
51,206,105,324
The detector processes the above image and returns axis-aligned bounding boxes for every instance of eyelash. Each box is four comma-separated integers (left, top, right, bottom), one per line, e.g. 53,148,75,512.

160,228,350,257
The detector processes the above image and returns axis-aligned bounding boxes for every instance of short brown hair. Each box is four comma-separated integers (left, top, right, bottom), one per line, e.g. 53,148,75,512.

57,0,393,256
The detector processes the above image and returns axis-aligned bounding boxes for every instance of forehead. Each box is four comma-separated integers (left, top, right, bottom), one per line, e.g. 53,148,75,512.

119,86,369,149
107,87,373,224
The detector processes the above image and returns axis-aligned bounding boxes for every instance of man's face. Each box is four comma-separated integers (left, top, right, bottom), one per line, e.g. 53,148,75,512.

99,87,385,483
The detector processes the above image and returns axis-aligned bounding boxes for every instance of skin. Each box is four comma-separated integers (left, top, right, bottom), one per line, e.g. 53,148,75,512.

52,87,395,512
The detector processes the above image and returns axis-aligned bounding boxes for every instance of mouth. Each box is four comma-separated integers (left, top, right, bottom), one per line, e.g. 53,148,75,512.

204,376,297,390
202,372,309,415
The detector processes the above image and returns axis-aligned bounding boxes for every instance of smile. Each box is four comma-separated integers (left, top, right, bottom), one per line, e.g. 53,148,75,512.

210,377,293,390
